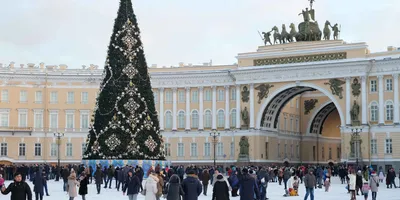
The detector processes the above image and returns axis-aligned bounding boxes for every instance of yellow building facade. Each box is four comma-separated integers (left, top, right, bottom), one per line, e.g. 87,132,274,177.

1,40,400,170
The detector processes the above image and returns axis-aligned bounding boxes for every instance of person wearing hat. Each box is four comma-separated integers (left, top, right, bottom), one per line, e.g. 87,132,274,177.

1,172,32,200
122,169,140,200
238,168,260,200
182,170,202,200
369,171,379,200
78,171,89,200
212,174,230,200
303,169,316,200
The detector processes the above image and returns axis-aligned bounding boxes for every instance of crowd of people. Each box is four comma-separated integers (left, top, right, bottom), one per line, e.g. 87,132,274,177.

0,163,396,200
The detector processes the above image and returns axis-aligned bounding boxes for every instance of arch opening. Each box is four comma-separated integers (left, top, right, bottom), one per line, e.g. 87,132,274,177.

310,102,336,134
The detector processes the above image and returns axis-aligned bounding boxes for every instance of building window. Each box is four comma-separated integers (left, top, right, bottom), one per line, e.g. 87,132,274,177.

80,113,89,129
66,113,74,129
18,111,27,127
191,90,198,103
178,111,185,129
35,91,42,103
165,91,172,103
19,90,27,103
19,143,26,157
329,147,332,159
191,110,199,129
191,143,197,157
178,90,185,103
322,147,325,159
313,146,316,160
34,112,43,128
49,112,58,129
177,143,184,157
66,143,73,157
290,100,294,108
67,92,74,104
371,139,377,154
370,102,378,122
204,143,211,157
1,90,8,102
385,139,392,154
217,142,223,156
0,112,9,127
290,144,293,158
81,143,86,156
296,99,299,109
230,142,235,157
284,144,287,157
34,143,41,156
370,80,377,92
265,142,269,159
217,89,224,101
283,117,287,131
386,79,393,91
229,88,235,100
297,144,300,158
50,143,57,157
295,119,299,132
231,109,236,128
204,110,212,128
165,111,172,129
50,91,58,103
337,147,341,159
205,90,212,101
217,110,225,128
290,118,293,131
386,101,394,121
153,91,158,104
81,92,89,104
0,143,7,156
164,143,171,156
278,143,281,157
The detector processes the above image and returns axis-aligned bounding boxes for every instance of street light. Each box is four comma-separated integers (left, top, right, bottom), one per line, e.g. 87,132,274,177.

54,132,64,181
210,131,220,168
351,128,362,168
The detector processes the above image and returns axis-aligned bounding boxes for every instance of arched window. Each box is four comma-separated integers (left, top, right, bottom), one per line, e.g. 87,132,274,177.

386,101,394,121
165,111,172,129
191,110,199,129
204,110,212,128
370,102,378,122
217,110,225,128
230,109,236,128
178,111,185,129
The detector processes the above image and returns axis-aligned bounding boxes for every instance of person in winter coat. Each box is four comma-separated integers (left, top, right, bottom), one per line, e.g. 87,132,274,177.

213,174,230,200
2,172,32,200
41,171,49,196
369,171,379,200
165,174,184,200
182,170,202,200
117,167,126,191
78,172,89,200
94,167,103,194
348,170,357,200
155,171,164,200
144,171,159,200
356,170,363,195
67,170,79,200
283,168,291,190
228,171,239,197
32,168,45,200
62,166,70,192
303,169,316,200
122,170,140,200
201,169,210,196
238,168,260,200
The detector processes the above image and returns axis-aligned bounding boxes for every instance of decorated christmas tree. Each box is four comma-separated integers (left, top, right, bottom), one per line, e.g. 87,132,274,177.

83,0,164,160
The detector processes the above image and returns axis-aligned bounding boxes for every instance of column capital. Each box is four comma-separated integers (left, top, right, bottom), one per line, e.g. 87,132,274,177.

211,85,217,90
360,76,366,81
159,87,164,92
393,73,399,79
172,87,177,92
235,84,240,88
198,86,204,91
224,85,230,89
345,77,352,81
185,87,191,91
377,75,384,80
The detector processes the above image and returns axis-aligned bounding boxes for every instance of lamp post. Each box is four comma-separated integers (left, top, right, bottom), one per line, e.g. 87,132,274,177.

351,128,362,168
54,132,64,181
210,131,220,168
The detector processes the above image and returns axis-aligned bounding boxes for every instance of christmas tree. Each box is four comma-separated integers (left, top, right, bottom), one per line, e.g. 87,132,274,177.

83,0,164,160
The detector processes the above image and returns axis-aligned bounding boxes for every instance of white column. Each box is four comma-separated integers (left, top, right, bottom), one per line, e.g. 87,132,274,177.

236,85,241,129
393,74,399,124
249,83,255,129
159,88,164,130
225,86,230,130
199,87,204,130
172,87,177,131
212,86,217,130
378,75,385,125
361,76,367,125
185,87,191,130
345,77,351,125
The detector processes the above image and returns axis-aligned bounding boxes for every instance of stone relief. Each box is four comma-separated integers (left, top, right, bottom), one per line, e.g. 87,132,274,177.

253,52,347,66
241,86,250,102
324,78,345,99
304,99,318,115
255,83,274,103
351,78,361,97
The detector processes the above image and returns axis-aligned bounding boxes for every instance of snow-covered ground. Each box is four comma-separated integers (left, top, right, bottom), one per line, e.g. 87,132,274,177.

1,177,398,200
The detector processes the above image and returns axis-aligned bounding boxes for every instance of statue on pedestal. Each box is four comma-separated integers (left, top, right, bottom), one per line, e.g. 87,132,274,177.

350,100,360,125
241,107,249,127
239,136,249,155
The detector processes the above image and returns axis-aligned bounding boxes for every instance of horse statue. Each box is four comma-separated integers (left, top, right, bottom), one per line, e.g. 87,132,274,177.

323,20,331,40
303,22,313,41
272,26,282,44
280,24,292,43
289,23,298,42
314,21,322,41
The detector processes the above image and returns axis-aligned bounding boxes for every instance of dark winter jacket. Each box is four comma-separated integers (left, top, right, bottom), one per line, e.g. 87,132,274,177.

1,181,32,200
78,176,89,195
32,169,44,195
94,168,103,184
239,173,260,200
182,174,202,200
118,168,125,182
122,174,140,195
107,167,114,177
62,168,70,182
213,175,230,200
283,169,291,181
166,174,184,200
201,171,210,185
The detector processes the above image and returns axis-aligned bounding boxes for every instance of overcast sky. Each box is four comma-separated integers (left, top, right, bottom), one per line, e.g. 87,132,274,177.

1,0,399,68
